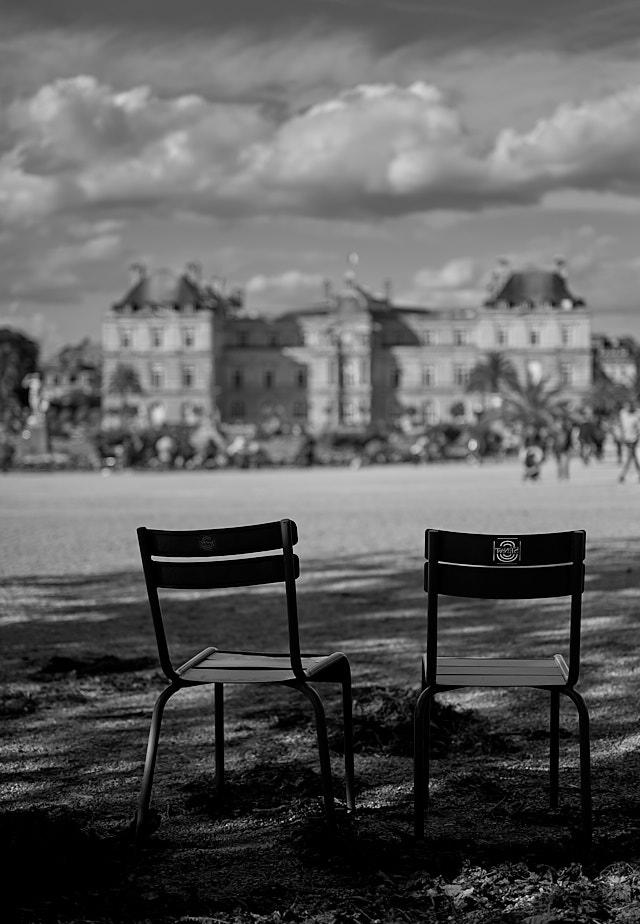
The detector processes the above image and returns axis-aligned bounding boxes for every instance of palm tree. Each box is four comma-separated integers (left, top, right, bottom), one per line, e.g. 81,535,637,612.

501,369,569,431
108,363,143,420
466,351,519,406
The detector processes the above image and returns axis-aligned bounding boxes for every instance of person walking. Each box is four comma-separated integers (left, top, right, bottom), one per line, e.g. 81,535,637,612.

617,401,640,483
550,418,576,480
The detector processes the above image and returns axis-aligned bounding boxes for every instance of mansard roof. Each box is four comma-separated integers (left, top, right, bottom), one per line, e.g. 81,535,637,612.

115,269,203,310
484,267,585,309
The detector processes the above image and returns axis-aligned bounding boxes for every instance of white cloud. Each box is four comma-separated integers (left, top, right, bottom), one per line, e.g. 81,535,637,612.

6,73,640,226
399,257,488,307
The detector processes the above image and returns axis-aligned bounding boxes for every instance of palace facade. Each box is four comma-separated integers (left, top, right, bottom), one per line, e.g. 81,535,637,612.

101,259,592,431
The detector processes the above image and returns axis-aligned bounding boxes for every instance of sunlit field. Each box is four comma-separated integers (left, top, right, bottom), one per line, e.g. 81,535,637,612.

1,455,637,578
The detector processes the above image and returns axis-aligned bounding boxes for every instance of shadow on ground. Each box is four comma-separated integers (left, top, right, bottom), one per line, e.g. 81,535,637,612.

1,543,640,921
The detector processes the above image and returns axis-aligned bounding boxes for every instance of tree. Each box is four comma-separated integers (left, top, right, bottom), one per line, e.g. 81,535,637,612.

0,328,39,428
588,365,630,419
108,363,143,418
466,351,519,398
500,369,569,431
58,338,102,390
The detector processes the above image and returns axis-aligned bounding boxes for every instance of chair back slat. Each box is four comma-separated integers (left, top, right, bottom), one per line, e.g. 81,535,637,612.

152,554,299,590
426,529,584,566
145,520,296,558
424,561,582,599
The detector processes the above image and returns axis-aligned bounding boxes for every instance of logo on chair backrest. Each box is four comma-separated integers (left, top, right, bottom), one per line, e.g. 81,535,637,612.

199,535,216,552
493,538,521,563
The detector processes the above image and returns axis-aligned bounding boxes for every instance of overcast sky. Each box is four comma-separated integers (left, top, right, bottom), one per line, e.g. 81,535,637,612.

3,0,640,355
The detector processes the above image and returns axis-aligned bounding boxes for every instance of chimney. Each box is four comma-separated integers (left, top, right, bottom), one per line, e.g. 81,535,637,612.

344,251,359,289
186,261,202,285
554,256,568,279
128,262,146,288
489,256,510,293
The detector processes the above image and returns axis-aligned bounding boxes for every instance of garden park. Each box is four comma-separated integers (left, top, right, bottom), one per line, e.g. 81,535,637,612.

1,460,640,923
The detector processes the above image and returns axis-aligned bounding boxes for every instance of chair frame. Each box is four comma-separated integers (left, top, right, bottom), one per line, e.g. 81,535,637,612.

414,528,591,844
134,518,355,841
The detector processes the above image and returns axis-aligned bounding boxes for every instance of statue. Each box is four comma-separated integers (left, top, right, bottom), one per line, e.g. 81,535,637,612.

21,373,50,423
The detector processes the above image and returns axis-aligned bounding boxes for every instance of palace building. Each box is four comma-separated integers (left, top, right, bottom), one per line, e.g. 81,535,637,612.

101,258,592,431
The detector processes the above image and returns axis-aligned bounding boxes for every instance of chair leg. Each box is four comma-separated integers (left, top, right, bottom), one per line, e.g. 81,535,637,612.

135,683,180,842
549,689,560,809
297,682,337,829
414,686,434,839
563,688,592,847
341,673,356,814
214,683,225,795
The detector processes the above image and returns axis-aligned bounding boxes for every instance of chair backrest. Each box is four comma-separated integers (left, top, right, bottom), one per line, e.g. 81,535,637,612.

137,518,303,681
424,529,586,685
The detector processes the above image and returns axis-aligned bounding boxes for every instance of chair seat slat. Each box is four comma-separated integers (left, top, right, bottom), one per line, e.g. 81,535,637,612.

434,674,567,686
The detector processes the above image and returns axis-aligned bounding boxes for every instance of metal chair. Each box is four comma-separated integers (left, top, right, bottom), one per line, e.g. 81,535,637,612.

134,518,355,841
414,529,591,844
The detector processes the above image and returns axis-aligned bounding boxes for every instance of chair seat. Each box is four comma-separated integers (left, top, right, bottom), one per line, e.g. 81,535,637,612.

178,649,342,683
426,655,569,687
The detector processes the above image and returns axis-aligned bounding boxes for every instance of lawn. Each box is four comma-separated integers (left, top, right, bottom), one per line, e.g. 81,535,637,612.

1,458,640,923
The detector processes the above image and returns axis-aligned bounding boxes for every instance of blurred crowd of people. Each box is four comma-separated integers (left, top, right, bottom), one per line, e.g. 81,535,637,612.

520,402,640,483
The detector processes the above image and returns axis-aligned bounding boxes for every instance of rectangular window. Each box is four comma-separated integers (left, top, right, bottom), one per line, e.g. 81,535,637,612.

560,363,573,386
151,328,163,349
529,328,541,346
293,400,307,419
232,369,243,389
183,327,195,348
454,365,470,387
392,368,402,387
120,329,132,349
423,400,438,425
182,365,195,388
422,365,435,387
150,363,165,388
342,401,356,424
560,325,571,347
343,359,357,386
496,327,508,347
422,329,435,346
230,400,245,418
454,329,468,346
264,369,274,389
269,331,278,347
296,368,306,388
238,330,248,347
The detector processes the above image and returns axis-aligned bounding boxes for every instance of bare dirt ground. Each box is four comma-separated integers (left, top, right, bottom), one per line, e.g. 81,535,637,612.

2,459,640,923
